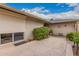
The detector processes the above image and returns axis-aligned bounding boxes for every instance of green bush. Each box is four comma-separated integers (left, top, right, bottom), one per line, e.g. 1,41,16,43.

33,27,50,40
66,32,79,42
66,32,79,55
72,32,79,44
66,32,74,41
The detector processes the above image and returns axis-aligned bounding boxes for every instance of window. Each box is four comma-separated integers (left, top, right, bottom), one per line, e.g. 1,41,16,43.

0,32,24,44
1,33,12,44
14,32,24,41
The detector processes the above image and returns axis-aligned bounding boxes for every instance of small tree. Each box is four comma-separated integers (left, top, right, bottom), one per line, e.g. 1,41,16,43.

66,32,79,55
73,32,79,55
66,32,74,41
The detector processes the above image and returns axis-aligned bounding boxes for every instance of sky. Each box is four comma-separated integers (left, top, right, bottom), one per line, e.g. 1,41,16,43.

6,3,79,20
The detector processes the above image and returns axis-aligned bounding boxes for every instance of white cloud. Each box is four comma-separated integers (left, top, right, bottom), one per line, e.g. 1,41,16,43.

56,3,61,6
66,3,78,7
74,5,79,12
66,3,79,13
21,7,51,21
47,11,79,19
21,5,79,21
22,7,50,14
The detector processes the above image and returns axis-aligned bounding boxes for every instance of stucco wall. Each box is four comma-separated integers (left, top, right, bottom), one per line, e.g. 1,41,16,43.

0,13,26,33
50,22,76,36
0,9,44,42
76,22,79,31
25,19,43,41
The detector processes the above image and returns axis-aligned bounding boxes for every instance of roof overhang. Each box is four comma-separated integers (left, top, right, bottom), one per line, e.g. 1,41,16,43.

0,4,50,23
49,19,79,24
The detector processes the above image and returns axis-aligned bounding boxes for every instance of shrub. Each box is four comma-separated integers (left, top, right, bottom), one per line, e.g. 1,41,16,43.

33,27,50,40
66,32,74,41
72,32,79,44
66,32,79,55
66,32,79,41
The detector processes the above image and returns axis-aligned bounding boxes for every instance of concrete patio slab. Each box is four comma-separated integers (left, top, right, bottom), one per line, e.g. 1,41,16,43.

0,36,73,56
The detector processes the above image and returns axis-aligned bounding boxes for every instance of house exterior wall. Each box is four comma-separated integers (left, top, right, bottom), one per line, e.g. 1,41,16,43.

76,22,79,32
0,11,27,43
25,17,44,41
0,8,44,43
49,22,76,36
0,12,26,34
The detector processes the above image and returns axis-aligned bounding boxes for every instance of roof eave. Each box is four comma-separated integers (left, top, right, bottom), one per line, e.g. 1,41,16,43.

0,4,50,23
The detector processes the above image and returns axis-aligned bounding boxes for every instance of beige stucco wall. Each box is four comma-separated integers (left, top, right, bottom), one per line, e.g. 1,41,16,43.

0,8,44,42
49,22,76,36
0,13,26,34
25,19,43,41
76,22,79,31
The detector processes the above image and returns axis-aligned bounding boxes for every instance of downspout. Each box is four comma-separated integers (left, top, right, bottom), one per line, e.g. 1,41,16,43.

0,34,1,44
75,22,78,32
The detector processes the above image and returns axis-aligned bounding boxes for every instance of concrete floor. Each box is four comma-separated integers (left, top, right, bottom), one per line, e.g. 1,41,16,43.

0,36,72,56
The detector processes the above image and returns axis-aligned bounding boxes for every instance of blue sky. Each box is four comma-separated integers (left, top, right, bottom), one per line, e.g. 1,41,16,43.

6,3,79,20
6,3,74,13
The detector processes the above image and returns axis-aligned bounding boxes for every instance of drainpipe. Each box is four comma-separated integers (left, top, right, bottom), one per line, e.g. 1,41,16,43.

75,22,78,32
0,34,1,44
